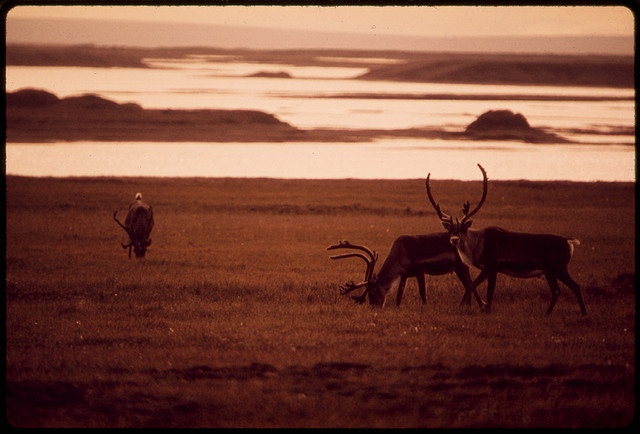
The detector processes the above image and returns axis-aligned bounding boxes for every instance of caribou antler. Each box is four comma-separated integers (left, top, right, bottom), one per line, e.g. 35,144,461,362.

328,252,371,294
425,174,453,225
460,164,488,225
426,164,488,226
114,210,134,257
338,280,368,295
327,240,378,303
113,210,132,237
327,240,376,262
328,241,378,281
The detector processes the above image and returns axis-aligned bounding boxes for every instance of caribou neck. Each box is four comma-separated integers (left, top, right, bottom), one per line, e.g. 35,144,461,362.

456,229,485,270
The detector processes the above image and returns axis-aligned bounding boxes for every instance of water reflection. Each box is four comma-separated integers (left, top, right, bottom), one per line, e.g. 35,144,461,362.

5,61,635,181
6,140,635,181
144,58,369,78
6,65,634,138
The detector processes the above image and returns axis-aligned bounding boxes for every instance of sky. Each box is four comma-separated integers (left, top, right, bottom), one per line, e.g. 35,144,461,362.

6,5,634,37
7,6,634,54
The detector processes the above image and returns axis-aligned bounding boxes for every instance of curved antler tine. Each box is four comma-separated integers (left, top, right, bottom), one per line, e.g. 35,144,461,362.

330,252,371,264
425,174,452,222
339,281,368,295
113,210,133,237
345,241,376,262
326,242,344,250
462,200,470,216
113,210,123,226
327,240,376,262
327,240,357,251
461,164,488,224
329,240,378,305
331,251,376,289
339,283,369,303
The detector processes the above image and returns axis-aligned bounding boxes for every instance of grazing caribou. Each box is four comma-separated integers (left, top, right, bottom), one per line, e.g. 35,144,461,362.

113,193,154,258
426,164,586,315
327,237,485,308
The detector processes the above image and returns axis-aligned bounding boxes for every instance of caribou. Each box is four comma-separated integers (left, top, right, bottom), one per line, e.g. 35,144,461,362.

426,164,587,315
113,193,154,258
327,237,485,308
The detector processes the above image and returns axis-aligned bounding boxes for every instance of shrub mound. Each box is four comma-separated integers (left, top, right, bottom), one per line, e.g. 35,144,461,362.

466,110,531,132
247,71,292,78
463,109,568,143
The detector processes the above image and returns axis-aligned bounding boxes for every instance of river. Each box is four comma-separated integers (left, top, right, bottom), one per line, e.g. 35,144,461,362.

5,57,635,181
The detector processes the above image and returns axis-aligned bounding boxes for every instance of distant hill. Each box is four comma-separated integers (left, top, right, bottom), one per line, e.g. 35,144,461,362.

6,44,633,88
5,44,148,68
358,55,634,88
5,89,302,143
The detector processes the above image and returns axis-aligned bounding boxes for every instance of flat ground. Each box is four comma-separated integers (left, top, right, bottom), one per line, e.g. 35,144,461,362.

5,176,635,428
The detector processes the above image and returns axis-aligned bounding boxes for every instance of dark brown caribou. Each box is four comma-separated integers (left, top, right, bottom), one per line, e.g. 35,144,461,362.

327,236,485,308
426,164,586,315
113,193,154,258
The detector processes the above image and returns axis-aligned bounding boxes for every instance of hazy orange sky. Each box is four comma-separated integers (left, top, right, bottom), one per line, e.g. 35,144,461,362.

7,5,633,38
5,5,634,54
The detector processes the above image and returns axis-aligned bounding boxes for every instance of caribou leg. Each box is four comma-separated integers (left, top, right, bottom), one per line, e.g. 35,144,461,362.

457,268,486,309
484,271,498,314
544,273,561,315
556,270,587,315
416,273,427,304
396,276,408,306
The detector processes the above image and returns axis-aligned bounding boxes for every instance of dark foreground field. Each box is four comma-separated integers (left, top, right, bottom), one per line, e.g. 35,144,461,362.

5,176,635,428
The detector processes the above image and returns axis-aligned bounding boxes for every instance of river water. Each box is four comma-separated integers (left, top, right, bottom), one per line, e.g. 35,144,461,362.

5,57,635,181
5,140,633,181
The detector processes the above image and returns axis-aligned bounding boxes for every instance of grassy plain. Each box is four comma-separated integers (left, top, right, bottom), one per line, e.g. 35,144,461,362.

5,176,635,428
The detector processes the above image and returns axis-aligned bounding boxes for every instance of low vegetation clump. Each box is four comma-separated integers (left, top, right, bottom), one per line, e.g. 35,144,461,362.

466,110,531,132
5,176,635,428
463,110,568,143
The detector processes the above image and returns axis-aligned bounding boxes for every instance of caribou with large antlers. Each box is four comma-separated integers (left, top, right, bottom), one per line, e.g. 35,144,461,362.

113,193,154,258
426,164,586,315
327,237,485,308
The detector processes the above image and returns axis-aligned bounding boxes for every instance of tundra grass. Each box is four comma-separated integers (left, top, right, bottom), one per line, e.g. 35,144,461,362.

5,176,635,428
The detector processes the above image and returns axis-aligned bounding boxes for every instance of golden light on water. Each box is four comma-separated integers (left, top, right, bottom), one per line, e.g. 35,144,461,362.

5,5,634,181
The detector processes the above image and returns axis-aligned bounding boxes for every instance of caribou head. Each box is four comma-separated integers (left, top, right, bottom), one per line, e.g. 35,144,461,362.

113,192,154,258
426,163,488,249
